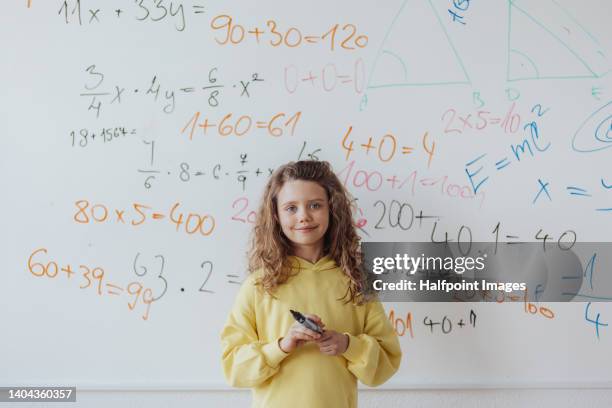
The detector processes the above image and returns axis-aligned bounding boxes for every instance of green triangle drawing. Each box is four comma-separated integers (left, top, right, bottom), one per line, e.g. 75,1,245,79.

367,0,471,89
507,0,602,81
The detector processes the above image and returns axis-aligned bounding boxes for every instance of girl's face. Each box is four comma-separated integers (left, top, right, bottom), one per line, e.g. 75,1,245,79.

276,179,330,256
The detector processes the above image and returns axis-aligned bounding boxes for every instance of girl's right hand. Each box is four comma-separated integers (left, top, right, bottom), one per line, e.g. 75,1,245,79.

278,314,324,353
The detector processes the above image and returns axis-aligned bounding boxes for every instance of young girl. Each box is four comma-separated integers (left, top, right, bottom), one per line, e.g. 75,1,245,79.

221,160,401,408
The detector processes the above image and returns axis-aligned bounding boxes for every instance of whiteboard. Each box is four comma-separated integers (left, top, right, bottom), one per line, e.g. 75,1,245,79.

1,0,611,389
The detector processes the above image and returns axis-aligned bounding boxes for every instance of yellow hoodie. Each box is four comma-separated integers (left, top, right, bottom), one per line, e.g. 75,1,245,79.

220,256,402,408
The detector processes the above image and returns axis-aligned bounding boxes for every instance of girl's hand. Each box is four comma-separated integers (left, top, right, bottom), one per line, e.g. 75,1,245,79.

316,330,349,356
278,314,325,353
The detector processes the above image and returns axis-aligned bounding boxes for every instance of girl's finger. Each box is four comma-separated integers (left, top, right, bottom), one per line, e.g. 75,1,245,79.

293,332,315,341
296,327,321,339
305,314,325,326
293,329,319,340
319,331,335,342
316,338,334,347
291,322,306,330
291,321,322,337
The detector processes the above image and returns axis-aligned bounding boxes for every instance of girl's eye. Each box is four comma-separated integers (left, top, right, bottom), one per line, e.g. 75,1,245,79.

310,203,321,209
286,206,297,213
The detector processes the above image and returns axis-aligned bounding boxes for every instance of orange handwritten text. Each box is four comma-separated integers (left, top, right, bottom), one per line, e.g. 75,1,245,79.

388,309,414,338
341,126,435,166
73,200,216,237
211,15,368,51
453,287,555,319
181,112,301,141
28,248,154,320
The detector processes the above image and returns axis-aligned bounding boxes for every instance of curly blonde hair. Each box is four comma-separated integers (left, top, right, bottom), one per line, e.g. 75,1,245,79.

247,160,366,303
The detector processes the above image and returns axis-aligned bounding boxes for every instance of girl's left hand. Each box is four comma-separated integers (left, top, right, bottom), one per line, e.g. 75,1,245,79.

315,330,349,356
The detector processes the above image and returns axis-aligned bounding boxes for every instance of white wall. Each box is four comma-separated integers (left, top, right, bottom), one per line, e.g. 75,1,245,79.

4,0,612,399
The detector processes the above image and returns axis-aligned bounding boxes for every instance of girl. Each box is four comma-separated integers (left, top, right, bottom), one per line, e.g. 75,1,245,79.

221,160,401,408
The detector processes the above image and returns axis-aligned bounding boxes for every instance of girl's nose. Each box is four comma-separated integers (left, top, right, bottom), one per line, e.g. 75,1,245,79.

298,207,312,221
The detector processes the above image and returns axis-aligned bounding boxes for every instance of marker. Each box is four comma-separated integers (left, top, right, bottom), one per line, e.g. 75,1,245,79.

290,309,323,334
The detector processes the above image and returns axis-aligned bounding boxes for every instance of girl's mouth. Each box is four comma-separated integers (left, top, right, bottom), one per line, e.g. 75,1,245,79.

295,226,317,232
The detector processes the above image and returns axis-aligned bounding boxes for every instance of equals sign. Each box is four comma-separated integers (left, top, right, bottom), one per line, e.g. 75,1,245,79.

489,117,501,125
106,283,124,296
180,87,196,93
152,213,166,219
195,171,205,176
402,146,414,154
193,5,205,14
255,121,267,129
304,36,319,44
337,75,352,84
495,157,510,170
505,235,523,244
226,274,242,284
567,186,591,197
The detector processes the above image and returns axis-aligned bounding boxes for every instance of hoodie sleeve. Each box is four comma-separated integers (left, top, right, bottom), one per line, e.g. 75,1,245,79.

342,300,402,386
220,277,289,387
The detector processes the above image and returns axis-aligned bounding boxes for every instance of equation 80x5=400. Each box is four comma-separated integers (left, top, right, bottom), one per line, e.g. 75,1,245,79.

73,200,216,237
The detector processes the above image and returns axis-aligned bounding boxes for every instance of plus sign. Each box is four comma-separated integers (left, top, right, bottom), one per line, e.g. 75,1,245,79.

361,137,376,154
198,118,216,134
248,27,264,43
415,210,437,228
386,175,399,189
302,71,317,86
